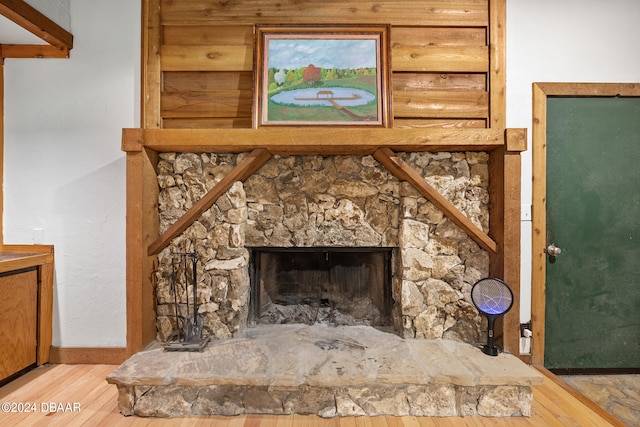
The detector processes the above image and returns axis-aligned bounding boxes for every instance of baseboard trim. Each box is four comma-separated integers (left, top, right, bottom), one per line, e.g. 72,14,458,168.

49,347,129,365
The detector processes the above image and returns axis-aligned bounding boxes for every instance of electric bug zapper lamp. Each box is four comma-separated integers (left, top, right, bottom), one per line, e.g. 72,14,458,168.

471,277,514,356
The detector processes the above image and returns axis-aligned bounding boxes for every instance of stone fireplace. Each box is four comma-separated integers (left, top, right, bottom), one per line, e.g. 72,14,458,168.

154,152,490,344
107,148,542,418
108,0,538,417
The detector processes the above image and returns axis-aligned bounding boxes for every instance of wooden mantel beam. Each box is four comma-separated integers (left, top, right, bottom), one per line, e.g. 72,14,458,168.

373,147,498,254
147,148,272,255
126,127,506,155
0,0,73,55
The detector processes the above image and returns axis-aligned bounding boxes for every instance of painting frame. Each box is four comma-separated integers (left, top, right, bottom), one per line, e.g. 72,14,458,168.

255,26,390,127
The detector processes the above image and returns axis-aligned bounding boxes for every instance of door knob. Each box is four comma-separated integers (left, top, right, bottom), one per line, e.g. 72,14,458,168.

545,243,562,257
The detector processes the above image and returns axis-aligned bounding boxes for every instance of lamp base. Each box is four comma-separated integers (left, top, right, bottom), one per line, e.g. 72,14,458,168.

482,345,499,356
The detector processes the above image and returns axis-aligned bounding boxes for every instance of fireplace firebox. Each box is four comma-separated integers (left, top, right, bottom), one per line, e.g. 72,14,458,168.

249,247,393,327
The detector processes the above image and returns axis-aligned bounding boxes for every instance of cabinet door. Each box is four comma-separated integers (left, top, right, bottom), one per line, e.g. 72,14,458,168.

0,268,38,381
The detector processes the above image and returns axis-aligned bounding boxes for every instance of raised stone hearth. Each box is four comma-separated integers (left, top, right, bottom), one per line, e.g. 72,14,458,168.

107,324,542,418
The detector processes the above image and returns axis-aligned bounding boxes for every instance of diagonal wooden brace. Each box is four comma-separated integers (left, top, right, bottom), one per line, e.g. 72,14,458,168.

147,148,272,256
373,147,498,254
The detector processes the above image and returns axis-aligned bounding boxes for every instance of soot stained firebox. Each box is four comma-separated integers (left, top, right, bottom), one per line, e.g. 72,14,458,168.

249,247,393,327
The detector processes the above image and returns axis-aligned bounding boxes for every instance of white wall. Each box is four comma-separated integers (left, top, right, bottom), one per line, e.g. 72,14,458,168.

3,0,639,348
506,0,640,322
3,0,140,347
25,0,71,32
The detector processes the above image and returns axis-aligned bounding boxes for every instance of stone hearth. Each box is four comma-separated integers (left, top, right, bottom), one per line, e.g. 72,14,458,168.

107,324,542,418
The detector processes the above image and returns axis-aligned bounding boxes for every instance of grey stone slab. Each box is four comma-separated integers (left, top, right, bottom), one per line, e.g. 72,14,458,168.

410,339,478,386
106,349,184,386
372,339,430,385
172,339,270,386
108,326,542,389
273,324,378,387
252,327,305,386
437,339,543,386
303,336,377,387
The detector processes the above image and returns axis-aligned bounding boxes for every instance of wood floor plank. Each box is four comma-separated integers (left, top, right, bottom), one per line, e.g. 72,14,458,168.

321,415,341,427
535,378,614,427
337,417,354,427
354,416,374,427
243,414,263,427
369,415,390,427
397,416,421,426
289,414,309,427
225,414,249,427
429,417,463,427
457,418,486,427
256,414,279,427
1,365,100,426
382,416,405,427
308,414,339,427
529,393,573,427
1,364,84,401
94,404,143,427
46,380,118,426
0,364,56,399
31,366,115,426
275,413,295,427
77,386,123,426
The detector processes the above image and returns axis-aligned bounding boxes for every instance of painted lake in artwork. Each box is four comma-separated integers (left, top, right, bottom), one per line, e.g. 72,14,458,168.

270,88,375,107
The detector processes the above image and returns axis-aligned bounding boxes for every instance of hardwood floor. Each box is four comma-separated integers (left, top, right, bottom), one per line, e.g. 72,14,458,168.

0,364,625,426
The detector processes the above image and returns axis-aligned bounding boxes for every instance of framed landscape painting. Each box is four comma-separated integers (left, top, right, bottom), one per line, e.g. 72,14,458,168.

255,26,390,127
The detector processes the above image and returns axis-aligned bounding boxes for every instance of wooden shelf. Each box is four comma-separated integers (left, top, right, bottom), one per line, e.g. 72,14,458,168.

0,252,49,274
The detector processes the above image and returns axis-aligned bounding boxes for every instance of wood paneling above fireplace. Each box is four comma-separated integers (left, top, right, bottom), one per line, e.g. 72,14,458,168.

144,0,501,130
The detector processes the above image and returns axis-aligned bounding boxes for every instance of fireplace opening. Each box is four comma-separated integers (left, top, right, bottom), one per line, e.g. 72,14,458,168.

249,247,394,327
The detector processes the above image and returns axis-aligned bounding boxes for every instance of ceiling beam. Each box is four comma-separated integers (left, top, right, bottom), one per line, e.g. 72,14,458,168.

0,43,69,58
0,0,73,55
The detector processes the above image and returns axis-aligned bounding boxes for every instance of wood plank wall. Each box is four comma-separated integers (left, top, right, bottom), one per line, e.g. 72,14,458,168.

148,0,492,130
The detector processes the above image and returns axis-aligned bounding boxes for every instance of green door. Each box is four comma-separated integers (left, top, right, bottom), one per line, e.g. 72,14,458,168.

545,96,640,370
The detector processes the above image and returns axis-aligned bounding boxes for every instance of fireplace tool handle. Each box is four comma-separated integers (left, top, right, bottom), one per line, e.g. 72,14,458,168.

170,255,181,341
191,252,202,337
182,252,203,342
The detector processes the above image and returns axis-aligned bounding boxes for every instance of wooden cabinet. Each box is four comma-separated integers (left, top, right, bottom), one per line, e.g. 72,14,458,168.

0,268,38,382
0,246,55,383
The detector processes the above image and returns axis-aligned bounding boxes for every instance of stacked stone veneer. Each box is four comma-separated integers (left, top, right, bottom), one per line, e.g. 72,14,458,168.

155,152,490,344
